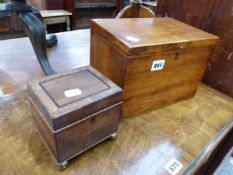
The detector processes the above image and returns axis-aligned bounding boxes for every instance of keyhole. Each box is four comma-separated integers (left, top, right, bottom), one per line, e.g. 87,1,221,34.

176,51,182,60
90,117,96,123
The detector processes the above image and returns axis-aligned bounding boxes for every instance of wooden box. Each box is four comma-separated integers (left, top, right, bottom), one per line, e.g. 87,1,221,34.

27,66,122,168
90,17,218,117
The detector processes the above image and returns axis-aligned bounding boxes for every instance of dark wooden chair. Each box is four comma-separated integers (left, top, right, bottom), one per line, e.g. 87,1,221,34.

116,0,155,18
64,0,122,29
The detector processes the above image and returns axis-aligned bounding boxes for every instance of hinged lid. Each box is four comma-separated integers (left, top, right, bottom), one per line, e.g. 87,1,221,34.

28,66,122,131
91,17,219,56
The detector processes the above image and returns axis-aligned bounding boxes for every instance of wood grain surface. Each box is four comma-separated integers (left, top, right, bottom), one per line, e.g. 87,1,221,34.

203,0,233,98
90,18,218,55
0,84,232,174
156,0,215,30
0,29,90,97
90,18,218,117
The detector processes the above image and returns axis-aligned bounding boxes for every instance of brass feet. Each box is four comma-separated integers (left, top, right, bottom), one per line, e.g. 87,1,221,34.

110,132,117,140
57,160,68,170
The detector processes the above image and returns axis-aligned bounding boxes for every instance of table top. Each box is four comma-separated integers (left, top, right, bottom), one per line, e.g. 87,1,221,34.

0,29,232,175
40,10,72,18
0,29,90,96
0,84,232,175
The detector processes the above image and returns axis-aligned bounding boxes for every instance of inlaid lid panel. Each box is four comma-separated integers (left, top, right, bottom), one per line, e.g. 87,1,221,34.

40,69,109,107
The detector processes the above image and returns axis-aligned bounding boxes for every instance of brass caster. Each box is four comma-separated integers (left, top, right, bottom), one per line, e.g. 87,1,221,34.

57,160,68,170
110,132,117,140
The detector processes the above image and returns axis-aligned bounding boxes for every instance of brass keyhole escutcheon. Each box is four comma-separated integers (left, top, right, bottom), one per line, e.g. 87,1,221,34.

176,51,182,60
175,46,183,60
90,117,96,124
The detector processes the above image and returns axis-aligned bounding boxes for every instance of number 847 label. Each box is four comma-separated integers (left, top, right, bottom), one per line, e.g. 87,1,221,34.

151,60,165,71
165,158,183,175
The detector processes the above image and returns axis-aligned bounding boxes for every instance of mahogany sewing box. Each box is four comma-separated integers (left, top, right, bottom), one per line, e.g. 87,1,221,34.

90,17,218,117
28,66,122,168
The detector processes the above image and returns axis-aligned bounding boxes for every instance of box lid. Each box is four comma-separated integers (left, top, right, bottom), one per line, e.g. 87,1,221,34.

91,17,219,56
28,66,122,131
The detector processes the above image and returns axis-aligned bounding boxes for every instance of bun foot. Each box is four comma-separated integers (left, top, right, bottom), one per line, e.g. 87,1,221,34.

57,160,68,170
110,132,117,140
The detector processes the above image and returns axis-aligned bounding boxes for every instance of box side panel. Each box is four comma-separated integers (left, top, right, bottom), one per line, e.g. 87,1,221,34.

55,104,121,162
30,100,58,161
123,46,214,117
90,28,128,88
53,92,122,130
27,86,54,129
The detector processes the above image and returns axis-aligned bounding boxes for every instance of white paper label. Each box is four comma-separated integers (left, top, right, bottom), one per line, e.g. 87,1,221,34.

151,60,165,71
64,88,82,97
165,158,183,175
125,36,140,43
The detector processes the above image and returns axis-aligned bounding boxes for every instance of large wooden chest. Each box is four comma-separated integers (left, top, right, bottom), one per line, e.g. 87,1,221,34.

90,17,218,117
28,66,122,168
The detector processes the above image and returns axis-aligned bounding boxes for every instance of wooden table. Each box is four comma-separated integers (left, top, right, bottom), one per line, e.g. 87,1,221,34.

40,10,72,32
0,30,233,175
0,29,90,96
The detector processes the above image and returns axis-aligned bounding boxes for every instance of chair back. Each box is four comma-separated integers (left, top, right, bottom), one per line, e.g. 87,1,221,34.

116,1,155,18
